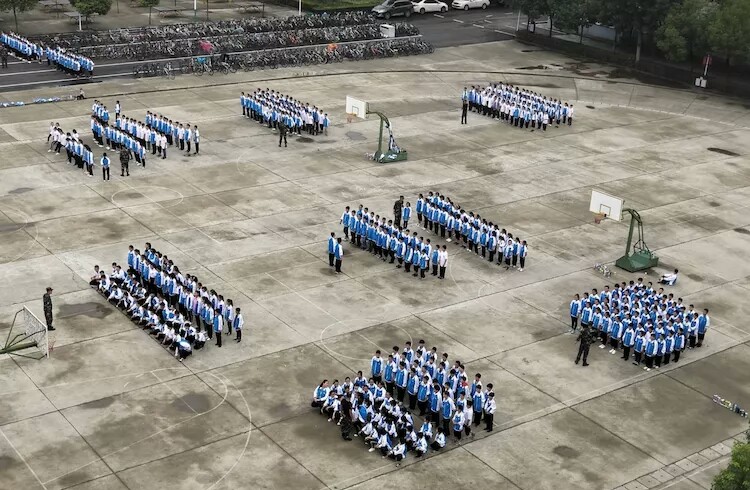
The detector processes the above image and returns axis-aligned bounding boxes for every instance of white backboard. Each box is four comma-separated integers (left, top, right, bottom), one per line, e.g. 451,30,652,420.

590,190,624,221
346,96,368,120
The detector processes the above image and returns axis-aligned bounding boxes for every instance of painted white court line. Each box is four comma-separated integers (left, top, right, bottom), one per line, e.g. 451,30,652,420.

472,24,486,29
453,19,465,23
433,13,444,18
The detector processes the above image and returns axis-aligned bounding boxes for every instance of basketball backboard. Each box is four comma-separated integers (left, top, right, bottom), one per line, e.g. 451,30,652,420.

346,96,368,120
590,190,624,221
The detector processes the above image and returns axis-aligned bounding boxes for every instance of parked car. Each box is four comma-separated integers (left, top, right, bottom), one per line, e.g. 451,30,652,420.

451,0,489,9
412,0,448,13
372,0,414,18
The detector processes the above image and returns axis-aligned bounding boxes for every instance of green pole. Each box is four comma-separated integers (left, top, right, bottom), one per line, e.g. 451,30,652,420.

0,341,38,355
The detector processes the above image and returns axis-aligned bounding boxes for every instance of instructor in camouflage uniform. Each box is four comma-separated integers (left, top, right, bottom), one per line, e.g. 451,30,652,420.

43,287,55,331
575,325,591,366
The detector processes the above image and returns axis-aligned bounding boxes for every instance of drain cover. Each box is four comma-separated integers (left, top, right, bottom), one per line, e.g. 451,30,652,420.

297,137,314,144
586,105,595,109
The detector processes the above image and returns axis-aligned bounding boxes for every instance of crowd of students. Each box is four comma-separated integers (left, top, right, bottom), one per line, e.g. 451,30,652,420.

411,191,529,271
463,83,574,131
90,101,200,165
240,89,330,135
47,122,98,176
312,340,498,462
339,204,450,279
0,32,93,75
0,32,41,61
46,46,94,77
569,280,711,371
90,243,245,358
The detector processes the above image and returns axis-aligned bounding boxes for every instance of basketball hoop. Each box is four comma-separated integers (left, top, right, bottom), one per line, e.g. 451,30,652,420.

594,212,607,224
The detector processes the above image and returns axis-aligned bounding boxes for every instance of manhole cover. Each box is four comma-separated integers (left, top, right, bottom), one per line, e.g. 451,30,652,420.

707,147,740,157
345,131,367,141
586,105,595,109
297,136,314,144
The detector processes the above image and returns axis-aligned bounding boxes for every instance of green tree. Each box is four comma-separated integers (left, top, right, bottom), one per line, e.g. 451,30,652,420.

70,0,112,19
555,0,596,42
139,0,159,25
0,0,39,32
656,0,717,63
708,0,750,66
596,0,676,62
713,429,750,490
511,0,548,28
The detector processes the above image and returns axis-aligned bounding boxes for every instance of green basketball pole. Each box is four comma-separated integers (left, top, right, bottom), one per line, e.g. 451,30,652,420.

615,208,659,272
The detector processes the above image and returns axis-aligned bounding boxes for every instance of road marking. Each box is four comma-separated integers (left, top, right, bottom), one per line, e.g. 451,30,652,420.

472,24,485,29
494,29,516,36
485,14,492,17
433,13,444,18
453,18,464,23
484,19,492,23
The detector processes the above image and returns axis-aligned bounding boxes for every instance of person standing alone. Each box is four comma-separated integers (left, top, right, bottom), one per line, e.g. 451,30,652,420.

43,287,55,331
575,325,592,366
278,119,288,148
101,153,110,181
461,97,468,125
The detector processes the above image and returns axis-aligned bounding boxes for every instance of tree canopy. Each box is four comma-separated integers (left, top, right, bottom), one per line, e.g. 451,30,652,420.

713,429,750,490
0,0,39,31
70,0,112,18
514,0,750,65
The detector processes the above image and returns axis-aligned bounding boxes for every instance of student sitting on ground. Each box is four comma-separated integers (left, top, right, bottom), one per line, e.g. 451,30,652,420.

660,269,679,285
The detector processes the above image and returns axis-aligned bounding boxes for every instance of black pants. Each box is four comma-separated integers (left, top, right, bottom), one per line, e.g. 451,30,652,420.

689,335,697,348
335,259,342,273
396,386,405,402
439,266,446,279
461,107,467,124
102,167,110,180
571,316,578,329
634,351,642,364
408,394,417,410
385,381,394,395
329,253,335,267
236,329,242,341
216,331,222,347
645,355,654,369
432,264,438,276
576,342,589,363
473,410,482,426
45,314,53,329
673,350,681,362
663,352,670,365
697,332,705,347
484,413,494,431
279,133,287,147
622,345,631,360
121,162,129,176
417,400,428,415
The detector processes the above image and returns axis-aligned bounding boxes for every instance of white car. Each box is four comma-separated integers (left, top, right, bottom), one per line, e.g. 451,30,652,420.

412,0,448,13
451,0,489,10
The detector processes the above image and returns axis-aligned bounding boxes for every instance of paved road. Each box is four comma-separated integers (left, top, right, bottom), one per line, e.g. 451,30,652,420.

0,6,522,93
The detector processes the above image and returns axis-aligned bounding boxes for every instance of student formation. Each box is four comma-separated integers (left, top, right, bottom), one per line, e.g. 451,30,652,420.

463,82,574,131
312,341,497,462
90,243,245,360
0,31,93,76
569,280,711,371
240,89,330,135
335,192,530,277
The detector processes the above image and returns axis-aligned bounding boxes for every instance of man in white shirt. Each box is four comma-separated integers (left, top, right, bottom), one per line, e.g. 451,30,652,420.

484,392,496,432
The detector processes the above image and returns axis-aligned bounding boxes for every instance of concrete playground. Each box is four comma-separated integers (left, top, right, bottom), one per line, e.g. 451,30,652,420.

1,41,749,490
